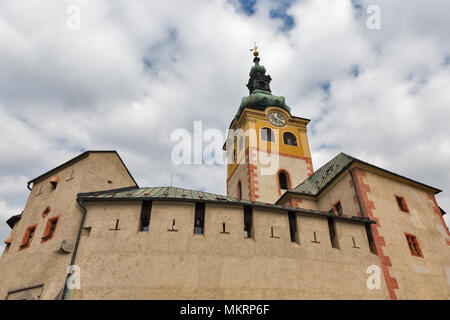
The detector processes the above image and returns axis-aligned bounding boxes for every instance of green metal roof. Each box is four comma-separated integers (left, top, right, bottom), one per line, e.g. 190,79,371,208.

77,186,375,225
278,152,441,204
235,90,291,120
290,153,354,196
79,186,239,202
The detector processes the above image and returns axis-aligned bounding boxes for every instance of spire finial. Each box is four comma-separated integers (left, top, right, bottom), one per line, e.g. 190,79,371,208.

249,42,260,64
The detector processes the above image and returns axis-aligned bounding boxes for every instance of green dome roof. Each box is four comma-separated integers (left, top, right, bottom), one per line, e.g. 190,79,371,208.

235,90,291,120
234,56,291,120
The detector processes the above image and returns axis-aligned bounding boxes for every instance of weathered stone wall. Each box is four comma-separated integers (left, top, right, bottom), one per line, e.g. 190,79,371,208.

352,168,450,299
68,201,388,300
0,152,137,300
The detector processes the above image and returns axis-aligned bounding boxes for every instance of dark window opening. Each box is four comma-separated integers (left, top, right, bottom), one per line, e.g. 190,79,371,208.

221,222,229,234
25,228,34,245
50,176,59,189
283,132,298,146
261,127,274,142
288,212,298,243
278,171,289,190
237,181,242,201
42,216,59,241
333,201,343,216
194,203,205,234
20,225,36,250
396,196,409,213
327,218,339,249
49,220,57,235
405,234,423,257
42,206,51,219
140,201,152,232
365,224,378,255
244,206,253,238
168,219,177,232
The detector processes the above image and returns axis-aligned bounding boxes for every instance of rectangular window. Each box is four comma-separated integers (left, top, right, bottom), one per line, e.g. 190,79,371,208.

395,196,409,213
405,233,423,257
194,203,205,234
20,225,37,250
41,215,60,242
244,206,253,238
333,201,343,216
140,201,152,231
327,218,339,249
288,211,298,243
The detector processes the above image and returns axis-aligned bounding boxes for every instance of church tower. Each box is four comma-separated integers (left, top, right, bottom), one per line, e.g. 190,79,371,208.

226,49,313,204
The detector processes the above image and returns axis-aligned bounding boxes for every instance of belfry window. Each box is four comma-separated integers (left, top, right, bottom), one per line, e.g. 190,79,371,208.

261,127,274,142
194,203,205,234
238,136,244,151
244,206,253,238
283,132,298,146
278,171,290,190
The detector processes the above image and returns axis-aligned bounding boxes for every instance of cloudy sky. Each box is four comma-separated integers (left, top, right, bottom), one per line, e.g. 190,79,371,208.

1,0,450,248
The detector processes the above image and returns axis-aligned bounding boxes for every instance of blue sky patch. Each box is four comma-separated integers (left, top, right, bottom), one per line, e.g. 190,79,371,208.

320,81,331,95
269,0,295,31
349,64,360,77
238,0,257,15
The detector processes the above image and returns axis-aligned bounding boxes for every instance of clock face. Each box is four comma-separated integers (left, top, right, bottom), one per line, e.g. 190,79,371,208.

268,111,286,127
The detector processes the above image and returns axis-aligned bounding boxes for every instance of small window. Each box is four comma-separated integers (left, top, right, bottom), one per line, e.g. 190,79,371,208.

50,176,59,189
244,206,253,238
232,137,237,163
288,212,298,243
333,201,343,216
41,216,59,242
278,171,290,190
238,136,244,151
140,201,152,232
20,225,37,250
194,203,205,234
283,132,298,146
328,218,339,249
42,206,51,219
237,181,242,201
405,233,423,257
395,196,409,213
261,127,274,142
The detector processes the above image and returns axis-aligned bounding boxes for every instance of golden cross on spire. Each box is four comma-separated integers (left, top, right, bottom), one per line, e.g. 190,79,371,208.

249,42,259,57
